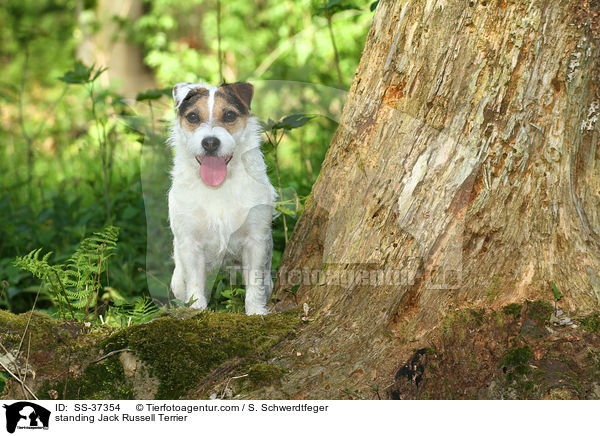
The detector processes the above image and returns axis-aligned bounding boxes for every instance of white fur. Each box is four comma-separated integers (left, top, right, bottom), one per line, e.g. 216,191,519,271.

168,82,276,315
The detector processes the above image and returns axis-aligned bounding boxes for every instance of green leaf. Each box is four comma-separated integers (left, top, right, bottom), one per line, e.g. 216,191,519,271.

324,0,343,8
369,1,379,12
275,204,298,217
58,61,106,85
282,114,314,129
315,0,360,16
91,66,108,82
128,297,158,323
186,295,198,307
275,196,304,217
170,298,187,308
552,283,563,301
136,88,171,102
263,114,315,133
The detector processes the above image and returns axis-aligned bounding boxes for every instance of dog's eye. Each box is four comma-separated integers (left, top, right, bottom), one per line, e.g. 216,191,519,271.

223,110,238,123
186,112,200,124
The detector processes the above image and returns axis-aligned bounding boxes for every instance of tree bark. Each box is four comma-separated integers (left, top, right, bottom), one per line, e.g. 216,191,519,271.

77,0,155,98
269,0,600,397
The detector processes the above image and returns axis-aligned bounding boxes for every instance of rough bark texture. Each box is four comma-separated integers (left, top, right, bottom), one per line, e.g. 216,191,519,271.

267,0,600,397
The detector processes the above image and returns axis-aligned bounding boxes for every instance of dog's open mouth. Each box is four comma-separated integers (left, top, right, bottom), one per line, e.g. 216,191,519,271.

195,155,233,187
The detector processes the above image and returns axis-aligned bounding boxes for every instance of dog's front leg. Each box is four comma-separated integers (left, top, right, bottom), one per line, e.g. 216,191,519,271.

242,237,272,315
172,237,210,309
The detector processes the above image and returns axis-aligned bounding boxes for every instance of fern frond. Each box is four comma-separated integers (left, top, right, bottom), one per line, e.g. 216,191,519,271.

14,226,121,321
13,248,56,281
129,297,159,324
69,225,119,272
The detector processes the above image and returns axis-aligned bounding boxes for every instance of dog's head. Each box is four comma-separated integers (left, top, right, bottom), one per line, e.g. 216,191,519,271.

171,81,255,187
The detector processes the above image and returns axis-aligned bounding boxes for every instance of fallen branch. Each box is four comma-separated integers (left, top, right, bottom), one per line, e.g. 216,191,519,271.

90,348,133,365
0,353,38,400
221,373,248,399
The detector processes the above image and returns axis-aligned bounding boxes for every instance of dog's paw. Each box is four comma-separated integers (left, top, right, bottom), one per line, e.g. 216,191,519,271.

244,287,269,315
245,304,269,316
170,269,186,301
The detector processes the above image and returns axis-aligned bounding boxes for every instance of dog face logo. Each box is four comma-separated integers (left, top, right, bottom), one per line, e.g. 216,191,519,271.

2,402,50,433
172,81,254,187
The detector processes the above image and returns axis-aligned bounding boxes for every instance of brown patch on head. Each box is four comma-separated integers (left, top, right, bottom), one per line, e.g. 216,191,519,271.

178,88,209,131
220,82,253,112
211,91,251,134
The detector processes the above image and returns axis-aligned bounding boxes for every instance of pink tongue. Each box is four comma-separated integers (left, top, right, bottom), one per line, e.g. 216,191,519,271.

199,156,228,187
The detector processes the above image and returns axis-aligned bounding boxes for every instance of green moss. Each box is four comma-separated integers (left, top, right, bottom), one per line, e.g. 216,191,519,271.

42,356,135,400
302,192,315,211
101,310,300,399
247,363,285,386
0,309,122,399
526,300,553,323
579,314,600,333
440,308,485,340
0,310,111,393
544,387,578,400
485,275,503,301
500,346,533,367
0,310,61,349
587,348,600,370
494,311,505,328
470,308,485,326
157,307,205,320
499,345,534,393
0,308,300,400
502,303,523,319
515,379,535,396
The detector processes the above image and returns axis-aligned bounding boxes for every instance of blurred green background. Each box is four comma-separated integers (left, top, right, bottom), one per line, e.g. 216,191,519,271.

0,0,375,320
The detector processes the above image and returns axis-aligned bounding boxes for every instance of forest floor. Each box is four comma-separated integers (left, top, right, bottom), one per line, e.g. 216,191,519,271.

0,300,599,400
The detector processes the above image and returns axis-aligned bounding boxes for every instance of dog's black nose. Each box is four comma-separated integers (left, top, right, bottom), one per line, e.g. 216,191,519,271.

201,136,220,154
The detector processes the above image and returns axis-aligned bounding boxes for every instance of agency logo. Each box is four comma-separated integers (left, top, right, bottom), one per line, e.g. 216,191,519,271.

2,402,50,434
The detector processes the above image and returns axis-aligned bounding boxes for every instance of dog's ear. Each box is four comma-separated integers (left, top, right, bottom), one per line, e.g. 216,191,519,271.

173,82,194,109
223,82,254,111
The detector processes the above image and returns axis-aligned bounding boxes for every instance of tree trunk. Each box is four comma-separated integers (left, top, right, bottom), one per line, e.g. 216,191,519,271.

77,0,155,98
269,0,600,397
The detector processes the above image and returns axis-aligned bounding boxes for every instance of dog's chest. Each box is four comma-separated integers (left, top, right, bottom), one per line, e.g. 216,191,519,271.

169,177,266,258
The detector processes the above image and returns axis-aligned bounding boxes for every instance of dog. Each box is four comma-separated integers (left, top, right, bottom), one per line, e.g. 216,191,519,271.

167,81,276,315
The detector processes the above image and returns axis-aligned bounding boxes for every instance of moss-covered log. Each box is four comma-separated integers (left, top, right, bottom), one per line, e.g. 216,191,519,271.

0,309,301,400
